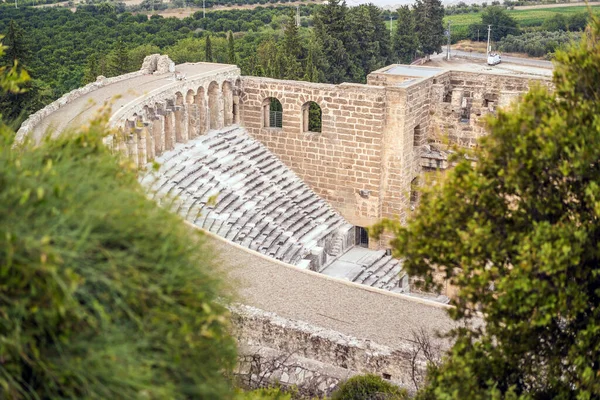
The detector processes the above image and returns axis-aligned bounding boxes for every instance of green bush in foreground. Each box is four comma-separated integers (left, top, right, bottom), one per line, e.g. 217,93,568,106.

0,116,236,398
375,17,600,400
330,375,408,400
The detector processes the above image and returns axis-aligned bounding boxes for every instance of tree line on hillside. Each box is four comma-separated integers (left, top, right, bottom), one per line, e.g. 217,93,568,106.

0,0,446,122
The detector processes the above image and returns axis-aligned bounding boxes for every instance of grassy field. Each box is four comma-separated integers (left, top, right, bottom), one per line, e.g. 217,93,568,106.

445,5,600,38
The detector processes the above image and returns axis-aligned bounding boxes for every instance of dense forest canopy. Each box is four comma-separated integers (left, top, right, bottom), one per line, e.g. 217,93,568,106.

0,0,448,122
0,0,587,123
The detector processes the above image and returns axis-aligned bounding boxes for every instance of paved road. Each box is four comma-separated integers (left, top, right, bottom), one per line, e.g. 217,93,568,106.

206,233,459,351
445,48,554,69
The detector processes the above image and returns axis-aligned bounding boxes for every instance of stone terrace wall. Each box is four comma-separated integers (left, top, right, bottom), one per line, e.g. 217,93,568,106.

231,304,446,396
239,77,387,230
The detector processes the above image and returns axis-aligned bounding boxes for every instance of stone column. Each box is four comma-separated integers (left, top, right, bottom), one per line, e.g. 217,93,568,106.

153,115,165,156
135,127,147,167
164,109,176,151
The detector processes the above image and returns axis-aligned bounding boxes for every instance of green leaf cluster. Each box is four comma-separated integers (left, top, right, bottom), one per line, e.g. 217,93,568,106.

0,115,237,398
330,374,408,400
374,16,600,399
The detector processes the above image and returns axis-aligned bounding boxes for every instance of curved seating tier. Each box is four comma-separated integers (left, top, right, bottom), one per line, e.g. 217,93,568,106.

140,126,407,292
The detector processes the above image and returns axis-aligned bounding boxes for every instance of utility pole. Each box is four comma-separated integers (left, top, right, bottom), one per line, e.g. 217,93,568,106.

487,24,492,55
203,0,206,19
15,0,17,9
390,15,393,39
296,4,300,27
446,22,451,61
477,28,480,42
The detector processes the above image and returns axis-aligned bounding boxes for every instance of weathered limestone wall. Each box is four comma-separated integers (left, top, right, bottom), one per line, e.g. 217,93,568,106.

110,68,240,167
231,304,447,396
428,71,553,150
15,70,146,143
239,77,387,230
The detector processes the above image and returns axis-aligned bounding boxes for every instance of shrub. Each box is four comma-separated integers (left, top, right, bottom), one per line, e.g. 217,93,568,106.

331,375,408,400
498,30,579,56
0,117,237,398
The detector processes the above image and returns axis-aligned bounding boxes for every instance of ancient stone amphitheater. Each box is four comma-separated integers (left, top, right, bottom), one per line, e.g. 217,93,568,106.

17,54,550,395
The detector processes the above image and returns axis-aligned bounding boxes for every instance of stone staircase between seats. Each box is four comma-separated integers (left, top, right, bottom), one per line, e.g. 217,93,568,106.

140,126,407,292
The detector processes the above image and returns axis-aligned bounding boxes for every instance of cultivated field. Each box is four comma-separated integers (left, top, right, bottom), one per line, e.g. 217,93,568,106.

445,4,600,37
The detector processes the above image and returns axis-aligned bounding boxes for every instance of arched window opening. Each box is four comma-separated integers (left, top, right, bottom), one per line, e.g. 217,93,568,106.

263,97,283,129
302,101,321,133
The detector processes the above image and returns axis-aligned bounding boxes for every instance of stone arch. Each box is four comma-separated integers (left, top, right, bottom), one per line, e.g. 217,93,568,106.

222,81,234,127
186,89,195,104
208,81,220,131
175,92,184,106
301,101,322,133
262,97,283,129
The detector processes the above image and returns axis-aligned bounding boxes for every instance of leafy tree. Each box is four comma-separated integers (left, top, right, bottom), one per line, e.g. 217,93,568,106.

227,30,236,64
413,0,445,57
1,112,237,398
128,43,161,70
475,6,519,42
567,12,589,32
346,4,390,81
374,18,600,399
393,6,419,64
165,37,204,64
542,13,567,32
205,34,213,62
331,374,408,400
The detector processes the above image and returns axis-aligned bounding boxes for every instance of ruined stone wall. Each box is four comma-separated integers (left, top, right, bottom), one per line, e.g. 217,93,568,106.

110,68,240,167
239,77,387,230
428,71,553,150
231,304,449,396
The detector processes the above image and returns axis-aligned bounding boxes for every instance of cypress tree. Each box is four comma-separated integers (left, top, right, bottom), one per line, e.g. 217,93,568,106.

393,6,419,64
205,35,213,63
227,31,235,65
83,54,100,83
282,8,303,80
109,41,130,76
2,20,30,70
414,0,445,58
